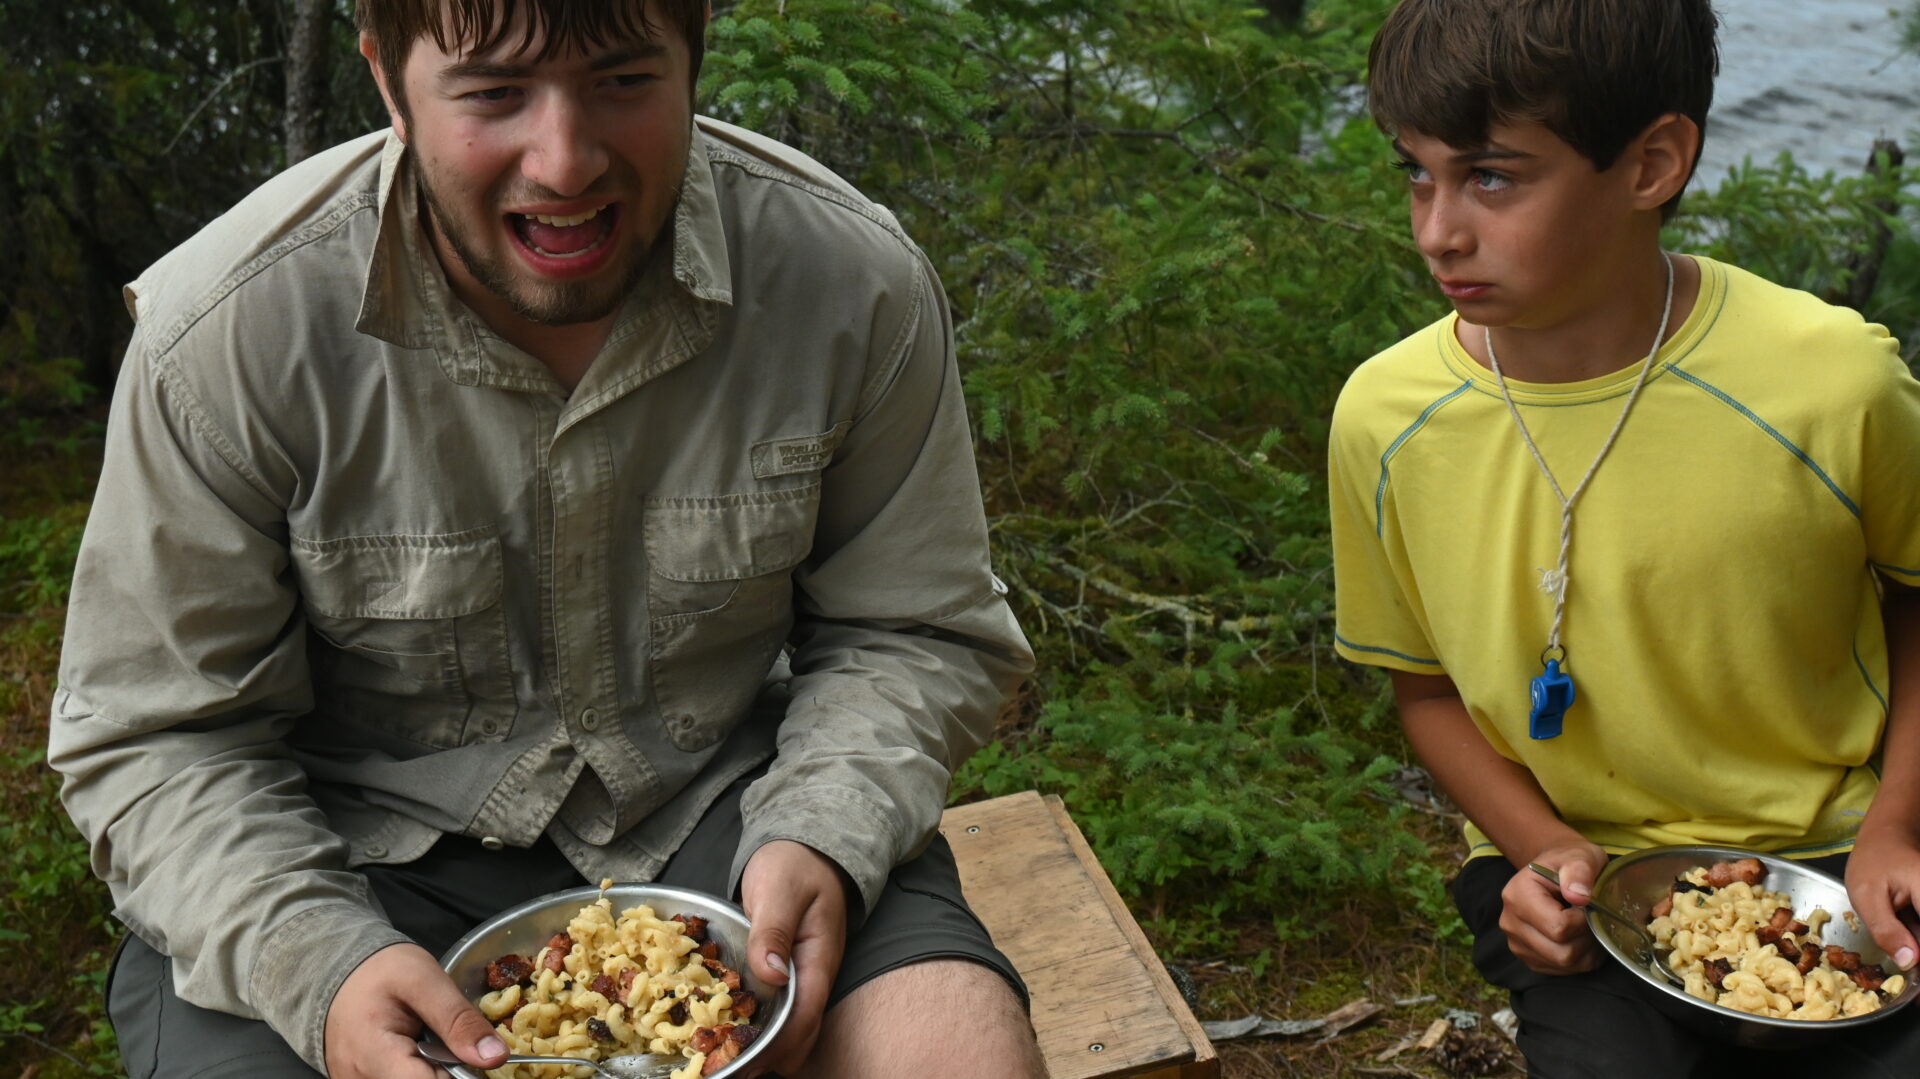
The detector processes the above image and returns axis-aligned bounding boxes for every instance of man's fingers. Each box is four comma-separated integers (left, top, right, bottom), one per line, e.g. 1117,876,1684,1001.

744,893,802,989
407,959,507,1069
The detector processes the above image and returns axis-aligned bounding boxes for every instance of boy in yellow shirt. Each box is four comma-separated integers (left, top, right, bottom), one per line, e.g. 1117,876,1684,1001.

1331,1,1920,1073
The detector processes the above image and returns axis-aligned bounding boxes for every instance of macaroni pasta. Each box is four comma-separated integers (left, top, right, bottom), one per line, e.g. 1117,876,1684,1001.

1648,867,1906,1021
475,891,761,1079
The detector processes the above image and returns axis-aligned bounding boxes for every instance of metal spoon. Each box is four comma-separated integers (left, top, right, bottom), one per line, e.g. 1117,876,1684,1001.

416,1037,684,1079
1527,862,1689,989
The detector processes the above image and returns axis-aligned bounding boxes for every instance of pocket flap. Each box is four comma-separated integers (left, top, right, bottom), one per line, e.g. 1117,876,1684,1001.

291,528,502,619
645,488,818,582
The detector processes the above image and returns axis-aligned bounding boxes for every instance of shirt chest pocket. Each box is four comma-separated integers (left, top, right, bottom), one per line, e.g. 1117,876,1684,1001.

645,487,818,751
292,528,517,750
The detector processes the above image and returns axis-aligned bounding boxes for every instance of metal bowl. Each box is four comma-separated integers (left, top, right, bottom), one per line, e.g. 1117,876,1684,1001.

438,883,792,1078
1589,845,1919,1048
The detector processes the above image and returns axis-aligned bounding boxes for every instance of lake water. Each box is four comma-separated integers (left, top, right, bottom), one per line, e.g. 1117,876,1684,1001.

1699,0,1920,183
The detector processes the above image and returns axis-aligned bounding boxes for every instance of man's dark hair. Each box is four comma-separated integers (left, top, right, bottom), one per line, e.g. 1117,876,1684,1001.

1367,0,1719,219
357,0,709,117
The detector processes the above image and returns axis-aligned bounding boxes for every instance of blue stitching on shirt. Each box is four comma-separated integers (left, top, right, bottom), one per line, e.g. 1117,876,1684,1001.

1853,639,1890,715
1871,560,1920,578
1334,632,1441,666
1666,366,1860,519
1374,381,1472,537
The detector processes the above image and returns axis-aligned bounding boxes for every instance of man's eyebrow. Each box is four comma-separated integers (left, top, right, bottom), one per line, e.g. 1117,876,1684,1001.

438,41,668,82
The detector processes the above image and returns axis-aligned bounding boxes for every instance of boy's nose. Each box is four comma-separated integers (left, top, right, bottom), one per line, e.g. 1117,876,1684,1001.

520,96,609,198
1414,192,1471,260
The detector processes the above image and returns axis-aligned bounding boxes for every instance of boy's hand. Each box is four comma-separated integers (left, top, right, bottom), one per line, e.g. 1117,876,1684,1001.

1846,826,1920,972
1501,842,1609,974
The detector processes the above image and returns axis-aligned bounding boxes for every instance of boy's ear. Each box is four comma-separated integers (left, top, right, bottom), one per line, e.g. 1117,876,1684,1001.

1627,113,1700,212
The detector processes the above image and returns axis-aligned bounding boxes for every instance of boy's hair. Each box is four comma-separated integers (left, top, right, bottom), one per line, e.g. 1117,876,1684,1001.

1367,0,1719,219
357,0,709,117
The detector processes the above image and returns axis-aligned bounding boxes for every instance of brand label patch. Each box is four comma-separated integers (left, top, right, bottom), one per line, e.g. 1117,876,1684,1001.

751,421,852,479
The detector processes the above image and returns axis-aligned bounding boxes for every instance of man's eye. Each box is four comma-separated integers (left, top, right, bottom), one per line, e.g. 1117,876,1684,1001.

608,73,657,90
465,86,517,104
1473,169,1513,191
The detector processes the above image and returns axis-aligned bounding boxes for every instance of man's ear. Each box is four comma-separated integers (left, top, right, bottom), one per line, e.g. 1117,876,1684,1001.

1629,112,1699,212
360,32,409,143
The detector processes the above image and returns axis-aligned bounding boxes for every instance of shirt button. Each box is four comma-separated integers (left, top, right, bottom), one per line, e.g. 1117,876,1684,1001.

481,718,501,735
364,844,388,859
579,708,601,732
480,836,504,850
672,714,693,731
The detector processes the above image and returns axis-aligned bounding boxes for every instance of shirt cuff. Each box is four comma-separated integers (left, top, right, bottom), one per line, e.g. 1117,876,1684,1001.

250,903,412,1072
729,786,903,930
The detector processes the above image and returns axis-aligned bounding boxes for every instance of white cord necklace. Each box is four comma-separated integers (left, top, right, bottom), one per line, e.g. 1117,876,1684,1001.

1486,251,1675,739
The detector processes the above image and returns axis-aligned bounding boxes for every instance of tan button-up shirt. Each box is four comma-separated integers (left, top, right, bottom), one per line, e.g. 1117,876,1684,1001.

48,118,1031,1071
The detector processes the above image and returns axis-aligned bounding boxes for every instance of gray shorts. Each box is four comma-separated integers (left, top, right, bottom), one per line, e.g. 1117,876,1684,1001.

106,772,1024,1078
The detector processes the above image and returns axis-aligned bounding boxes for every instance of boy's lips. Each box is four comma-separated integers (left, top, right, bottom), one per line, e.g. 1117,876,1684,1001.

1436,278,1493,301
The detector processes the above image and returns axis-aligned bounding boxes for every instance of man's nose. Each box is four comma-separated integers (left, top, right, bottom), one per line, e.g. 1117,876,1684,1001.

1414,189,1471,261
521,94,609,198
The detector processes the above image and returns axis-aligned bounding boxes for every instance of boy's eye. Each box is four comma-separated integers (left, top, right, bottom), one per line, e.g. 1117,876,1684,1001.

463,86,518,105
608,73,657,89
1390,159,1429,183
1472,168,1513,191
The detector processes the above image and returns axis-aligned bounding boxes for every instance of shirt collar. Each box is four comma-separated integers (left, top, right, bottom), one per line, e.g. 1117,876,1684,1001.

354,123,735,355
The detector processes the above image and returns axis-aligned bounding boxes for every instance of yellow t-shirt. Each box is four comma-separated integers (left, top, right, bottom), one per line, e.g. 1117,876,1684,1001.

1329,256,1920,860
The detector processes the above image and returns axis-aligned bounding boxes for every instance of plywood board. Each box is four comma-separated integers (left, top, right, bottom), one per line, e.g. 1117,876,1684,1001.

942,792,1220,1079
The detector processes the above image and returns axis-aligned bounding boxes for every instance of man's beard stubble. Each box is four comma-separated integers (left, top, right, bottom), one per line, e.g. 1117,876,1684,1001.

408,146,674,327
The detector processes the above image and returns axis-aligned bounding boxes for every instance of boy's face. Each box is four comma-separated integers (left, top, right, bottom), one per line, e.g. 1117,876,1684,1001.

1392,120,1646,330
366,1,696,329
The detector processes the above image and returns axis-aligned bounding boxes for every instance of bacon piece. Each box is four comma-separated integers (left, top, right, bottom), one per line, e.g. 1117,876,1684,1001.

1704,957,1735,989
1827,946,1862,972
673,914,711,943
690,1026,725,1054
1850,964,1890,992
1789,920,1809,935
485,954,534,990
730,988,758,1020
1776,936,1802,961
1756,925,1784,947
1730,858,1766,886
698,1025,759,1077
1651,896,1674,919
618,968,639,996
541,932,573,974
698,940,722,961
1796,944,1821,974
1768,908,1794,931
590,974,616,999
1705,863,1736,889
587,1017,614,1042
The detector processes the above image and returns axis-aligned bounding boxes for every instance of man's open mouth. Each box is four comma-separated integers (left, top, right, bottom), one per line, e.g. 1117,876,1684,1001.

508,204,618,258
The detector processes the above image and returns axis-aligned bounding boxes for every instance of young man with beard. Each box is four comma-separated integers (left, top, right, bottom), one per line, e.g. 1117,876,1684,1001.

48,2,1046,1077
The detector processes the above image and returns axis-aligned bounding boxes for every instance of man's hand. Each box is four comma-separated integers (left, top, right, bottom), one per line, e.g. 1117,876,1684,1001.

323,942,506,1079
1847,824,1920,973
738,840,852,1077
1500,842,1609,975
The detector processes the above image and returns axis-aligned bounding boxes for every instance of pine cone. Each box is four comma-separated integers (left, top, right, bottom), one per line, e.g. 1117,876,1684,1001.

1434,1028,1509,1077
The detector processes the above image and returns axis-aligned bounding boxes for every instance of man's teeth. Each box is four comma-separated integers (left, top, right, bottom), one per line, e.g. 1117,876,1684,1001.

526,207,605,227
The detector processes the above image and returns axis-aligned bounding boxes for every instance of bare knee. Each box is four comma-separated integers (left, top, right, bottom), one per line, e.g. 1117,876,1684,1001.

791,958,1045,1079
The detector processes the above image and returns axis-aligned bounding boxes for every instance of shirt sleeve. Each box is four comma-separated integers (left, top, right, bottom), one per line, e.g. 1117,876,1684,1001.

727,247,1034,919
1327,378,1447,675
1858,332,1920,584
46,340,407,1073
